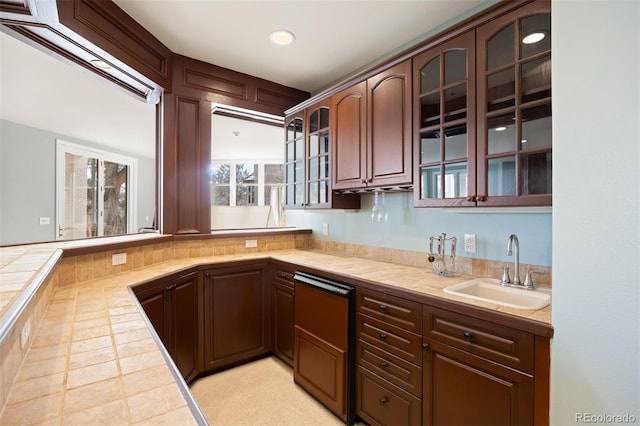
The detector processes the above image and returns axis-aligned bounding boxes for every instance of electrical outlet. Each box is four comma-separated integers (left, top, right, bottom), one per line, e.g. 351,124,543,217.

245,239,258,248
464,234,476,253
112,252,127,265
322,224,329,235
39,217,50,225
20,318,31,349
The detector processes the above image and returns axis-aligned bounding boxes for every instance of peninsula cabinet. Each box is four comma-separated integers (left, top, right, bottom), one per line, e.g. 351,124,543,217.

332,60,413,191
415,0,552,207
134,270,201,383
202,263,270,372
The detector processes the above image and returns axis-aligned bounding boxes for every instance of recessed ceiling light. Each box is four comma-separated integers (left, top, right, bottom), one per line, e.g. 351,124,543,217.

90,59,111,70
269,30,295,46
522,32,545,44
495,126,507,131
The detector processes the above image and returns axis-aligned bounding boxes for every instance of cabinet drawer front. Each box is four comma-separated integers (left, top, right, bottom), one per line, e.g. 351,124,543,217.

424,307,534,373
357,366,421,426
357,314,422,365
357,340,422,397
357,289,422,334
273,267,295,286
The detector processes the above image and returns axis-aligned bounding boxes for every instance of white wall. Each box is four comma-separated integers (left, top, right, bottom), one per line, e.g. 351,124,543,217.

551,1,639,423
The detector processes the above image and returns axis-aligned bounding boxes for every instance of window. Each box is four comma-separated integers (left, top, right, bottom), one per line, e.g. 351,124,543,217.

211,110,285,229
212,162,283,207
56,140,137,240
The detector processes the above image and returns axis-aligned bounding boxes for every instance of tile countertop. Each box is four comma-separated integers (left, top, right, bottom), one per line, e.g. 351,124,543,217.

0,248,552,425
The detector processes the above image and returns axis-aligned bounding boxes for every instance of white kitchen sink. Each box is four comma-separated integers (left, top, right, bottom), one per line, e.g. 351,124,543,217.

444,278,551,310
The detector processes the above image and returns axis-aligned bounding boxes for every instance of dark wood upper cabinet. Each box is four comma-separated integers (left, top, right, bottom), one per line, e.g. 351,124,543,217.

476,0,551,206
332,60,413,191
414,30,477,207
414,0,551,208
285,101,360,209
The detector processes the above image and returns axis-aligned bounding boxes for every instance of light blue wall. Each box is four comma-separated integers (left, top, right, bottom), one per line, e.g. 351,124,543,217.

0,119,155,245
286,192,552,266
551,1,639,424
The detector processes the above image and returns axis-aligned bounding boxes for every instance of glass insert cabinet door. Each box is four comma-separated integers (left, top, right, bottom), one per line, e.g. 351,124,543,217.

476,3,552,206
306,105,330,207
284,115,305,207
414,30,476,207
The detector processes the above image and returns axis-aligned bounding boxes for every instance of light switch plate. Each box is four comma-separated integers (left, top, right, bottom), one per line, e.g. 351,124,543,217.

245,239,258,248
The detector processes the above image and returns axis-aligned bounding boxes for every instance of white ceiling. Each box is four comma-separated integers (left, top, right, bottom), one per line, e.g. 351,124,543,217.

0,32,157,158
112,0,492,94
1,1,494,159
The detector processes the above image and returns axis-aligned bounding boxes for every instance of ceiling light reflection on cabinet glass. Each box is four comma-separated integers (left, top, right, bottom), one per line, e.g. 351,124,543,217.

522,32,545,44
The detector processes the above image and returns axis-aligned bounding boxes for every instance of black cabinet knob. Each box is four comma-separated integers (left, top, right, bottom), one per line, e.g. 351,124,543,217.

379,333,387,340
378,304,387,311
379,361,388,368
463,331,472,340
379,397,388,405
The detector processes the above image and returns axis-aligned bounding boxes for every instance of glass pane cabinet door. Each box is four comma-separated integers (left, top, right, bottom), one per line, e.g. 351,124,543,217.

284,117,305,207
478,4,551,206
414,31,475,206
306,106,331,207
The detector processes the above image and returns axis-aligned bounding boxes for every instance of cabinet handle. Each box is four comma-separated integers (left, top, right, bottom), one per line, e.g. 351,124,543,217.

166,283,177,291
379,333,387,341
463,331,472,340
379,361,388,368
378,304,387,312
205,272,212,278
466,195,476,202
421,343,430,350
379,397,388,405
476,195,486,202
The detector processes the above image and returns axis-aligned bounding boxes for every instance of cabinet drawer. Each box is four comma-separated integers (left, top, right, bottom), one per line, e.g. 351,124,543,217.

357,339,422,397
356,365,421,426
273,267,295,287
357,313,422,366
356,288,422,334
423,307,534,373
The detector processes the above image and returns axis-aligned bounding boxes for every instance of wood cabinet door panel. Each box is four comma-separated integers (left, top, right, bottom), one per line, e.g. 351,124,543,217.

423,340,533,426
170,274,199,381
367,60,413,186
273,280,295,366
137,288,167,343
332,81,367,189
204,264,268,370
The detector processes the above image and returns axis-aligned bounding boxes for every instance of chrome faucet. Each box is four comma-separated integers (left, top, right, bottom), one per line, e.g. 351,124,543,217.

506,234,521,285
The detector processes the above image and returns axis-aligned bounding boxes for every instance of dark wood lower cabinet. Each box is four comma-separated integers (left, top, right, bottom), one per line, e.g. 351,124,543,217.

135,271,200,383
203,263,270,371
423,339,534,426
356,365,422,426
272,265,296,366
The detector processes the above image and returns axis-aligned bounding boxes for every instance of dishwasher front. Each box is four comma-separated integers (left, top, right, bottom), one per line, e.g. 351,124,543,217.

293,271,355,425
